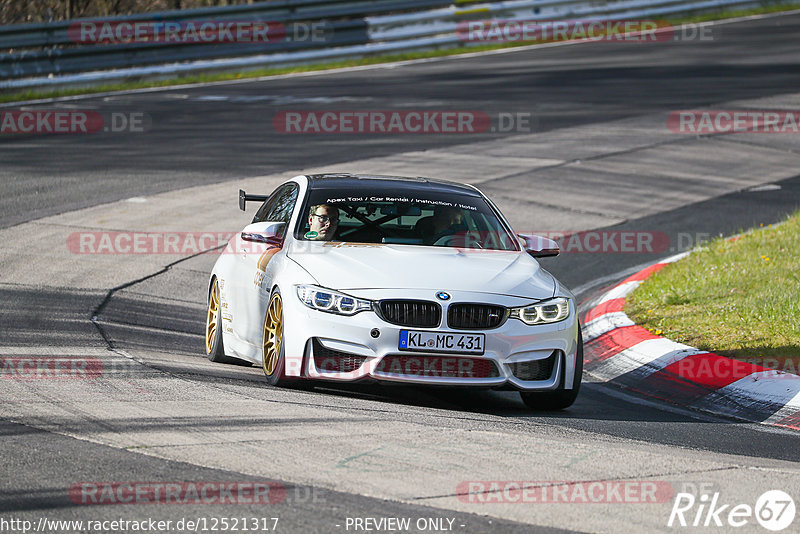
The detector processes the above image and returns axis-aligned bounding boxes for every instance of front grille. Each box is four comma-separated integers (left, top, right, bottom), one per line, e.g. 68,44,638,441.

377,355,499,378
312,339,367,373
508,351,559,381
377,300,441,328
447,303,506,329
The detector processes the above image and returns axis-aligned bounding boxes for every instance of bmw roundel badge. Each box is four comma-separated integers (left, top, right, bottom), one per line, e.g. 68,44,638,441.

436,291,451,301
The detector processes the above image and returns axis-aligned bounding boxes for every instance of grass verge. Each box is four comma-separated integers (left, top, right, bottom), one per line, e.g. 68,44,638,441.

2,2,800,104
625,210,800,371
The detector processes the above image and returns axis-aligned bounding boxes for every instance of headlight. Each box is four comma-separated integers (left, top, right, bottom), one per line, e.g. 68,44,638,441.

509,297,570,325
296,285,372,316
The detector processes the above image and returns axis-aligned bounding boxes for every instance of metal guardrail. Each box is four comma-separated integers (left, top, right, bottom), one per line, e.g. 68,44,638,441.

0,0,768,88
366,0,762,42
0,0,452,80
1,20,369,79
0,0,448,50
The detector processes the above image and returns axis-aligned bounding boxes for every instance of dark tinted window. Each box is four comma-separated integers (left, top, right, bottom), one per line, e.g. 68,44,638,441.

296,186,517,251
253,184,297,223
253,183,299,235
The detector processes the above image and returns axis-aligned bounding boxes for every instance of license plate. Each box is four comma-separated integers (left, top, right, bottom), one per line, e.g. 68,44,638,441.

399,330,485,355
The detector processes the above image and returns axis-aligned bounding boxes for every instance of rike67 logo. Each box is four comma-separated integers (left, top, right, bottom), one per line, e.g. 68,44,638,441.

669,489,795,531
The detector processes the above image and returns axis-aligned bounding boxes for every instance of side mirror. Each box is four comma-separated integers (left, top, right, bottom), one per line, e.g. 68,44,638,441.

240,222,286,246
518,233,559,258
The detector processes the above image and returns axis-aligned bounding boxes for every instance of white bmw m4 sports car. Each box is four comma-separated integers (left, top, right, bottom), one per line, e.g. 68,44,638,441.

206,173,582,409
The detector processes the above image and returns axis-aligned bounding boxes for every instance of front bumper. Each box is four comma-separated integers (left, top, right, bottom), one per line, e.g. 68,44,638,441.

282,288,580,391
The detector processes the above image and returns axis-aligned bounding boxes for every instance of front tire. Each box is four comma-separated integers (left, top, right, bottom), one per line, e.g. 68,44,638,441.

262,289,289,386
520,328,583,411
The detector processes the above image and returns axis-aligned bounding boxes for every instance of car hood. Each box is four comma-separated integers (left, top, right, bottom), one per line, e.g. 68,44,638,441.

287,242,556,299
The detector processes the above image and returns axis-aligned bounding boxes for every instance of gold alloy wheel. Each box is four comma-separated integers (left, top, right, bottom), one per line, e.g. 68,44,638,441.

205,278,220,354
263,293,283,376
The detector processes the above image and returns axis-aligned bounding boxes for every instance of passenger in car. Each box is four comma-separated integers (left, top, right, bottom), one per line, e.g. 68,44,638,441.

307,204,340,241
414,206,465,244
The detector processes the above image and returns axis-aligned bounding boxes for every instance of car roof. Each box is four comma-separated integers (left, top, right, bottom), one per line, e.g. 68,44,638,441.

305,173,482,197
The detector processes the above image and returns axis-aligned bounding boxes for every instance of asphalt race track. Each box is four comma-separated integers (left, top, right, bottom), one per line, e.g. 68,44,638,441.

1,11,800,534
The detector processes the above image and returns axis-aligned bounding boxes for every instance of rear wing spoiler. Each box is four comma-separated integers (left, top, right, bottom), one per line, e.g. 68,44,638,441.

239,189,268,211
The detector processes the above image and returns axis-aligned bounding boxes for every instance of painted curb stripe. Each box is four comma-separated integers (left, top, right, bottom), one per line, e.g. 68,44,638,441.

583,256,800,430
659,352,767,389
592,340,703,383
583,311,633,343
583,297,625,324
635,360,736,405
689,371,800,422
596,280,641,303
773,410,800,431
620,262,668,283
585,325,661,364
764,389,800,431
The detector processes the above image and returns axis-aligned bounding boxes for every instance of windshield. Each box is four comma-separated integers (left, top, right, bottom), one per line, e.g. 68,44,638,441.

296,187,519,251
